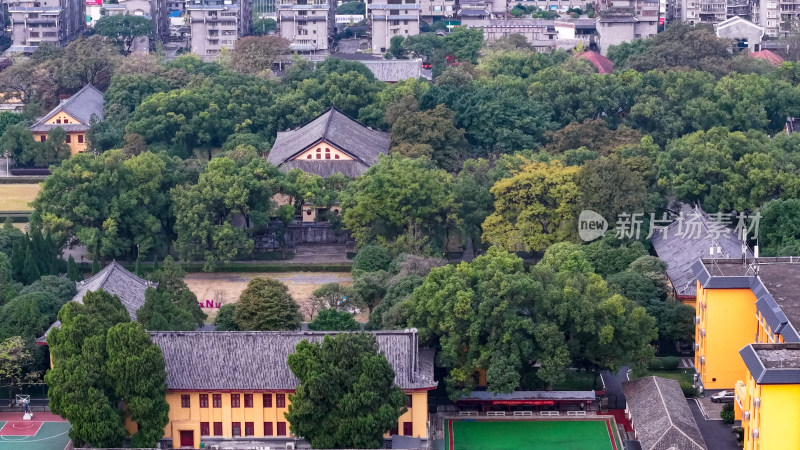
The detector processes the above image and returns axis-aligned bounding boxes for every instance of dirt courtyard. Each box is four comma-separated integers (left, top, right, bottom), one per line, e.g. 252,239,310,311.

184,271,353,323
0,184,40,211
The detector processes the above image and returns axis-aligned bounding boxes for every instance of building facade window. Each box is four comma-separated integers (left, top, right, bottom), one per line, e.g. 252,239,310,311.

213,422,223,435
213,394,222,408
264,422,273,436
40,136,46,142
276,393,286,407
231,393,240,407
232,422,241,436
181,394,190,408
200,422,210,436
244,393,253,407
245,422,254,436
403,422,413,436
263,393,272,407
77,135,84,143
277,422,287,436
200,394,209,408
65,135,71,143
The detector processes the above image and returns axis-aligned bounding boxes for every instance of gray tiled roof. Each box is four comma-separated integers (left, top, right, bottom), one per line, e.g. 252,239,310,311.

459,390,596,401
651,204,749,297
267,107,390,177
740,343,800,384
149,330,438,391
328,57,428,82
30,84,104,132
622,377,707,450
279,159,371,178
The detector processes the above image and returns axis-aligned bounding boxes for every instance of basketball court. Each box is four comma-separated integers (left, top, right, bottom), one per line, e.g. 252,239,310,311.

0,412,71,450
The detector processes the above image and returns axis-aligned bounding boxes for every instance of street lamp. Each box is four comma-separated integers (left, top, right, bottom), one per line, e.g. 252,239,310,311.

2,151,9,177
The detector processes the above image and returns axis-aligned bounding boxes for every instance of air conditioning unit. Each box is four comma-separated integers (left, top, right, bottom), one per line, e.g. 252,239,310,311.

694,315,700,324
754,397,760,408
743,411,750,420
700,328,706,337
700,356,705,364
286,443,295,450
694,343,700,351
752,428,759,438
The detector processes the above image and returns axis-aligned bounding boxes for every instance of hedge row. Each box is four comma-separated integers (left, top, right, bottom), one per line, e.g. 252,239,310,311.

0,177,46,184
121,262,352,273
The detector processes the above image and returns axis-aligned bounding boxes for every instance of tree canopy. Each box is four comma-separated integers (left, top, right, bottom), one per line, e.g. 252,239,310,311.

234,278,302,330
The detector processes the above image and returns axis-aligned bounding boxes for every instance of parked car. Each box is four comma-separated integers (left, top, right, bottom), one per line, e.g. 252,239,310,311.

711,390,736,403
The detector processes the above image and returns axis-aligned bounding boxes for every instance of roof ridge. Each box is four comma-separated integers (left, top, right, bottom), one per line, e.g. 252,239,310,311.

652,377,705,448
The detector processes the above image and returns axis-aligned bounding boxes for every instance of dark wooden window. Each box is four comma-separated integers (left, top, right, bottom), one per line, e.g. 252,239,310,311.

232,422,241,436
181,394,190,408
406,394,412,407
213,422,222,436
39,135,46,142
263,393,272,407
231,393,240,408
403,422,413,436
65,135,71,143
199,394,209,408
276,393,285,407
213,394,222,408
264,422,273,436
77,135,84,143
245,422,254,436
244,393,253,408
200,422,210,436
277,422,287,436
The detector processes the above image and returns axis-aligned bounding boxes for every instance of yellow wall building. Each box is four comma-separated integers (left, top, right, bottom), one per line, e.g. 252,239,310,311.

149,330,436,449
736,343,800,450
29,84,104,156
692,258,800,391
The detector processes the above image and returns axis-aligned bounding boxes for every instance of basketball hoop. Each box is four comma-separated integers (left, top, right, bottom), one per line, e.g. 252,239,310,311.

15,395,32,420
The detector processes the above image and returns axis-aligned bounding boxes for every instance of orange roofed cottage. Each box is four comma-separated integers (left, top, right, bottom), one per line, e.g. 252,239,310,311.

148,330,436,449
30,84,104,155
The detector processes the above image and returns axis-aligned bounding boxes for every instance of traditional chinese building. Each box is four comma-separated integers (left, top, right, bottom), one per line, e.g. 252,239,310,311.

147,330,436,448
29,84,104,155
267,107,390,178
651,204,750,307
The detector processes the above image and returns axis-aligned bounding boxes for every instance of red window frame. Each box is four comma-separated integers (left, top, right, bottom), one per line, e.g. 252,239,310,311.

264,422,273,436
403,422,413,436
213,422,223,436
181,394,190,408
213,394,222,408
263,393,272,407
77,134,84,143
277,422,287,436
232,422,241,436
276,393,285,408
231,393,240,408
245,422,254,436
406,394,412,407
199,394,208,408
65,135,71,143
244,393,253,408
200,422,210,436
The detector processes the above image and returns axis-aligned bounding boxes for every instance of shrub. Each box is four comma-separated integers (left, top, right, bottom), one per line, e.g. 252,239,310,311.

352,244,392,273
661,356,680,370
679,381,696,398
213,304,238,331
647,357,663,370
721,403,735,424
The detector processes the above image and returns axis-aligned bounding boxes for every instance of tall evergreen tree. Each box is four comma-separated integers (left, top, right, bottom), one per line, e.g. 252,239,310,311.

9,238,25,282
91,254,100,275
22,246,40,285
66,255,82,282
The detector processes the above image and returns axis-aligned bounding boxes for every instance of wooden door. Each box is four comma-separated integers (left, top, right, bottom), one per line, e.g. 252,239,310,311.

179,430,194,447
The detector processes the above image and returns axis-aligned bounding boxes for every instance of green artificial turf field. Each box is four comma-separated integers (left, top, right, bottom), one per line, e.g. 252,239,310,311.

446,419,619,450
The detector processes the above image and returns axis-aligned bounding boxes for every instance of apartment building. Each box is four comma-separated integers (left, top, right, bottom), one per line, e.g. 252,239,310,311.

419,0,454,22
368,0,421,53
277,0,335,52
757,0,800,37
6,0,84,53
595,0,659,54
458,0,492,27
187,0,251,60
103,0,170,47
508,0,590,12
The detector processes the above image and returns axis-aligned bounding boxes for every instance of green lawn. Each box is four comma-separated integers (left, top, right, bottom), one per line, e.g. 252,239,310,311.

447,420,616,450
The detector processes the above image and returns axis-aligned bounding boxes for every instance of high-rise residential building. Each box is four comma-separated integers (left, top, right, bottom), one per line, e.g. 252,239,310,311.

6,0,85,53
103,0,170,47
276,0,335,52
595,0,659,54
253,0,277,15
757,0,800,37
187,0,251,60
368,0,421,53
419,0,454,22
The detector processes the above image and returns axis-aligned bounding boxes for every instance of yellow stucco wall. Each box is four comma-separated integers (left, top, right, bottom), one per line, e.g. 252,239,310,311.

161,390,429,448
738,373,800,450
292,141,354,161
695,282,758,389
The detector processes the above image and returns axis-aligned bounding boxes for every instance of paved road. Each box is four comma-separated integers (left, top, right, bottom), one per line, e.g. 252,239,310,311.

600,365,630,409
688,399,739,450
